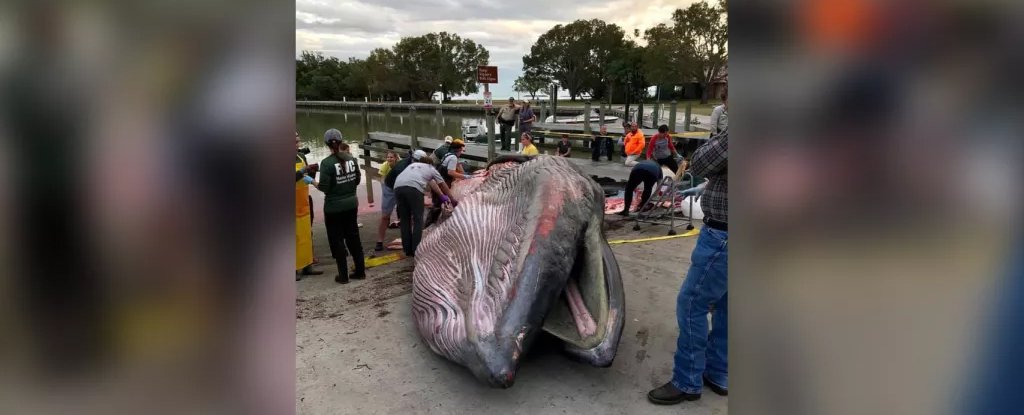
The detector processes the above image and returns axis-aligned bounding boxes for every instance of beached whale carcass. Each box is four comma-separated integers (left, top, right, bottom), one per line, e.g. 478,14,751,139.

411,155,625,388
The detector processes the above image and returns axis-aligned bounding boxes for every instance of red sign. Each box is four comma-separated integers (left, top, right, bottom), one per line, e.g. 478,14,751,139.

477,66,498,83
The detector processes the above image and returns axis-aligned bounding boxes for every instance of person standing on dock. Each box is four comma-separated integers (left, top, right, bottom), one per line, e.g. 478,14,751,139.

519,133,539,156
709,88,728,136
497,98,518,151
649,130,728,405
623,122,646,167
646,124,679,172
556,134,572,157
518,101,536,140
317,129,366,284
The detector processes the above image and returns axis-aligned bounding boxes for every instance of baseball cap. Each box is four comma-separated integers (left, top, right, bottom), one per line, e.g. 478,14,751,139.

324,128,343,144
412,150,427,160
444,136,453,143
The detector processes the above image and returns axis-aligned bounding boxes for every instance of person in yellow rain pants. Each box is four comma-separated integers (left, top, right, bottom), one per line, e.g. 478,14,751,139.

296,133,324,281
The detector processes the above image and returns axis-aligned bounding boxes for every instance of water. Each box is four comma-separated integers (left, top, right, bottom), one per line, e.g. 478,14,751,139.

296,107,487,155
297,108,487,218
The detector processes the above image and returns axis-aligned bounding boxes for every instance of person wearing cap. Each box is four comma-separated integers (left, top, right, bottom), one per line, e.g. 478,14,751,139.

623,121,646,167
316,129,366,284
426,140,467,226
295,132,323,280
497,97,518,151
393,150,456,257
556,134,572,157
433,136,453,162
520,133,539,156
435,140,467,186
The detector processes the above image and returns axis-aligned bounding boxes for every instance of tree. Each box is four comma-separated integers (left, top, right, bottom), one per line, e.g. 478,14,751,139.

676,0,728,103
426,32,489,101
387,33,490,101
522,19,630,101
513,73,550,101
642,23,687,88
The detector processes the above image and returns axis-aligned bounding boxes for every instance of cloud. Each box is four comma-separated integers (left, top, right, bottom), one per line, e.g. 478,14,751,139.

296,0,705,97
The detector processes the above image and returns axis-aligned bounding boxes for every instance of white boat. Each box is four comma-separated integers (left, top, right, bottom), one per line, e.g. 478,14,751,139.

461,120,489,143
544,109,619,124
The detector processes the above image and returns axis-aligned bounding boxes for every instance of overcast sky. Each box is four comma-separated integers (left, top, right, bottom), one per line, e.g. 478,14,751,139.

296,0,700,100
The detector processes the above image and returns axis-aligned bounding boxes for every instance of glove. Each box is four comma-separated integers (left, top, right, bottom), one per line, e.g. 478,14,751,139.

440,195,450,204
680,182,706,196
302,175,314,184
305,164,319,174
450,199,458,208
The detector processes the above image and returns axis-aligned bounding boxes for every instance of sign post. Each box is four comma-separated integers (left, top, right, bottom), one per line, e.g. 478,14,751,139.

477,65,498,160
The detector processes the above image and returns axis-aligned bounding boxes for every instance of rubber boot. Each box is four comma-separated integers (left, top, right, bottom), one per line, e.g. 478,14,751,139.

301,265,323,275
334,258,349,284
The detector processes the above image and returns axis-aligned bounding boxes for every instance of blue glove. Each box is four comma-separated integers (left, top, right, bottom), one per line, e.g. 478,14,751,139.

680,182,706,197
302,175,314,184
440,195,450,204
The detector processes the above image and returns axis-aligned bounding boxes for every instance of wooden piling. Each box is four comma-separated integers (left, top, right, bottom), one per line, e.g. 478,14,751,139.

684,103,692,132
669,101,678,133
583,101,592,135
360,105,374,204
409,107,419,148
486,111,496,162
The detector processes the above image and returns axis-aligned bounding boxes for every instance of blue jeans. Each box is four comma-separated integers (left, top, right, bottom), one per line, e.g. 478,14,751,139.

672,226,728,394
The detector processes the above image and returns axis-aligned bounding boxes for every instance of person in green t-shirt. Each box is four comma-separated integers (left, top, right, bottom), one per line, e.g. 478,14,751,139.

316,129,365,284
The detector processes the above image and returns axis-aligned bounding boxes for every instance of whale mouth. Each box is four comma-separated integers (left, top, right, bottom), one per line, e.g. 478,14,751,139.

538,230,623,367
544,247,606,347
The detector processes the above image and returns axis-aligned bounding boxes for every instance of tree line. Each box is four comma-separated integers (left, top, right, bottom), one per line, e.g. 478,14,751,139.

297,0,726,104
297,32,489,102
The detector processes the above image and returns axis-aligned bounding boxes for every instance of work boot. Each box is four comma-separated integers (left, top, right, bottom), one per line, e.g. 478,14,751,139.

616,210,630,217
301,265,323,276
374,242,384,252
334,258,349,284
295,271,303,281
703,375,728,396
647,382,700,405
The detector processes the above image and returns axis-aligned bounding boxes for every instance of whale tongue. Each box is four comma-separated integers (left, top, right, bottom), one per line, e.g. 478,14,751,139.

565,279,597,338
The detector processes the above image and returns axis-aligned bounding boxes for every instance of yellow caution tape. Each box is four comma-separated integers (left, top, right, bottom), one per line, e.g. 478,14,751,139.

607,227,700,245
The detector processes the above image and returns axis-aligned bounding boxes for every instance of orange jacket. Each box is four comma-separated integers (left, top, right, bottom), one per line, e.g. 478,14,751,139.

624,130,646,155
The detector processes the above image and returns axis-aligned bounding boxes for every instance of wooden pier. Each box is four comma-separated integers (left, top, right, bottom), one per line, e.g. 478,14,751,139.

360,132,634,182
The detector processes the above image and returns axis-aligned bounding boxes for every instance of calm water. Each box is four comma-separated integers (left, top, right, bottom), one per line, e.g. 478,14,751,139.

296,108,488,155
297,108,490,217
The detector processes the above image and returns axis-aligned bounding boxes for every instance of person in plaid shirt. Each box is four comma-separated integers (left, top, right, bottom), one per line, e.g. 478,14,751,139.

649,128,729,405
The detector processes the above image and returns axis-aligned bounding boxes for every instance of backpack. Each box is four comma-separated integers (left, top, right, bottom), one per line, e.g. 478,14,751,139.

438,153,459,185
384,157,412,189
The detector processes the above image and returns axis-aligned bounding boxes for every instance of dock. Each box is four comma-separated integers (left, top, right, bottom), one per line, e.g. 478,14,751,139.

362,132,634,182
